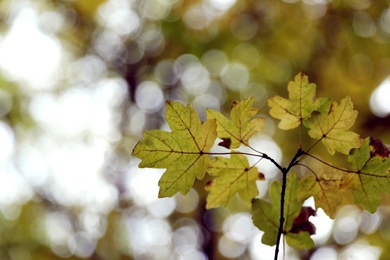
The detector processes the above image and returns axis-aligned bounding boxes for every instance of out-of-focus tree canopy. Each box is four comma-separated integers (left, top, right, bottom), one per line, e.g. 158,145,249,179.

0,0,389,259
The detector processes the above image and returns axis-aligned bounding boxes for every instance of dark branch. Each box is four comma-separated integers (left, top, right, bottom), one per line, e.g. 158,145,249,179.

274,148,304,260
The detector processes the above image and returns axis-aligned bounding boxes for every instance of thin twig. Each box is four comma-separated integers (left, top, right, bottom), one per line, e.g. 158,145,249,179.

273,148,304,260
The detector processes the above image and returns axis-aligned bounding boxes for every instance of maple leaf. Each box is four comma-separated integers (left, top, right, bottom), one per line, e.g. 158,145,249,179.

268,72,317,130
205,154,264,209
304,96,363,155
206,97,264,149
299,165,347,218
132,101,217,197
252,172,315,249
341,137,390,213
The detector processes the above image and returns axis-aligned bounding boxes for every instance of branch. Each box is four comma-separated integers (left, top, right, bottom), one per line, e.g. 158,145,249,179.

262,153,284,173
274,148,304,260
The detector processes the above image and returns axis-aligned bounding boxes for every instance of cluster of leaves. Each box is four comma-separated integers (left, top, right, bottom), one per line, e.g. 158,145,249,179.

132,72,390,258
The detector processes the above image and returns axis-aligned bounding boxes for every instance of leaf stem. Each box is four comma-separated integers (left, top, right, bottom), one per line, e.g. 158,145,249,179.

274,148,304,260
304,152,356,174
204,151,264,158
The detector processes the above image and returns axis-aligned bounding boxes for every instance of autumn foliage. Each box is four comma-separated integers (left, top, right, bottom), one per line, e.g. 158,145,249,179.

132,72,390,259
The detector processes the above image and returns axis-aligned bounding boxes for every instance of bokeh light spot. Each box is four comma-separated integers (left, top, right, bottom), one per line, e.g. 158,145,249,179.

221,62,249,91
349,53,373,81
146,197,176,218
208,0,237,11
127,166,164,207
302,2,327,20
128,215,172,257
0,121,15,163
0,89,12,117
230,14,258,41
183,4,210,30
353,11,376,38
223,213,255,243
310,246,338,260
380,8,390,34
127,106,147,135
359,211,382,234
140,25,165,57
309,208,334,245
108,9,140,36
0,7,61,90
333,206,361,245
155,60,179,85
173,219,204,257
370,76,390,117
232,43,260,69
346,0,372,10
244,135,282,179
181,63,210,96
340,239,382,259
135,81,164,113
218,235,246,258
175,188,199,213
201,49,229,77
142,0,171,20
126,40,145,64
193,94,220,120
94,30,124,62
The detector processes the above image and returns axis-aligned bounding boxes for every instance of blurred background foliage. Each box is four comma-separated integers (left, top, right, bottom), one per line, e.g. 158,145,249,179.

0,0,390,259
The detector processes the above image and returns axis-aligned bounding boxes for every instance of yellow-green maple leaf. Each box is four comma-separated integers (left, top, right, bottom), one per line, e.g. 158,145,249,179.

252,172,314,249
205,154,264,209
299,165,347,218
304,96,362,155
268,72,317,130
206,97,264,149
342,137,390,213
132,101,217,197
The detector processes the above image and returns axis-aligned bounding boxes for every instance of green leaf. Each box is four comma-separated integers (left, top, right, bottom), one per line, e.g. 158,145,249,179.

252,172,314,248
206,97,264,149
205,154,264,209
132,101,217,197
268,72,317,130
286,232,315,249
304,96,363,155
299,165,347,218
342,137,390,213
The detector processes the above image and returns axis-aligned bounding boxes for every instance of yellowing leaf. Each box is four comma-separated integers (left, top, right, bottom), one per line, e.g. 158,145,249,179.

268,72,316,130
342,137,390,213
304,96,362,155
205,154,264,208
252,172,314,248
132,101,217,197
206,97,264,149
299,166,347,218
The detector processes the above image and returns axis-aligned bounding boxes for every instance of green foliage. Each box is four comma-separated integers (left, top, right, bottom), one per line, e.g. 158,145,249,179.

132,72,390,259
343,137,390,213
252,172,314,249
